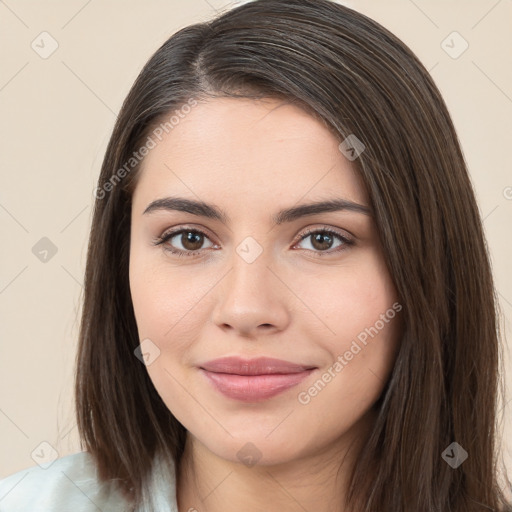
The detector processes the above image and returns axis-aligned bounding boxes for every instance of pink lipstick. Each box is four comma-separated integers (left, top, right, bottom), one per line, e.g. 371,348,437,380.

199,356,316,402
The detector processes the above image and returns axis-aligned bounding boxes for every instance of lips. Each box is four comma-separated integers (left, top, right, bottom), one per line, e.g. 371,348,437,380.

199,356,317,402
200,356,316,375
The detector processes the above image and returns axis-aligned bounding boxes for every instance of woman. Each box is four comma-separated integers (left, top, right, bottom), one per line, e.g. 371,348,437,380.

1,0,510,510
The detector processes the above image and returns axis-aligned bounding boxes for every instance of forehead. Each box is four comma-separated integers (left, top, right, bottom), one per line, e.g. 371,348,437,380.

132,97,368,212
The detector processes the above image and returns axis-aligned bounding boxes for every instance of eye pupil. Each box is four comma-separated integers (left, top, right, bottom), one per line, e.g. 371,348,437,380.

311,232,333,251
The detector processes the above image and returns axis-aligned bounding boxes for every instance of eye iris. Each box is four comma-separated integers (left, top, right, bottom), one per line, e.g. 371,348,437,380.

311,232,333,251
182,231,203,251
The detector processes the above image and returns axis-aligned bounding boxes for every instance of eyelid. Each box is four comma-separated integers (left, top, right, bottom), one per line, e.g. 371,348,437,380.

156,223,353,242
294,225,354,245
153,225,218,253
153,224,355,257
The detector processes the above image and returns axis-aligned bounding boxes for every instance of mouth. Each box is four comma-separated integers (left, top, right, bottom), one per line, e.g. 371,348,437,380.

199,356,317,402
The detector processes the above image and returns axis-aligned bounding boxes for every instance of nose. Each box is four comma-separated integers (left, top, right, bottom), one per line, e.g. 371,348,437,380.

210,249,291,338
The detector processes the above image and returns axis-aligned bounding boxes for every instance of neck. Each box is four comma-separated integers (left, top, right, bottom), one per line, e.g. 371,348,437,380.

176,410,376,512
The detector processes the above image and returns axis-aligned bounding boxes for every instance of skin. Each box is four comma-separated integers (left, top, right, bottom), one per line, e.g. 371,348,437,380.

129,97,403,511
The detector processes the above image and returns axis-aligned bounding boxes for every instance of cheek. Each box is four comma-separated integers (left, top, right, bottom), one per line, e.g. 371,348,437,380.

297,252,399,346
129,258,208,401
295,251,401,395
129,251,209,341
336,308,400,402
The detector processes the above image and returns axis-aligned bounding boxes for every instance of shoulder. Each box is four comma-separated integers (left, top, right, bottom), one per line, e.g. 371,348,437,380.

0,451,129,512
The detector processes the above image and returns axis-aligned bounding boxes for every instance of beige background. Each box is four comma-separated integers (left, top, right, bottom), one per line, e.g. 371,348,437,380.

1,0,511,481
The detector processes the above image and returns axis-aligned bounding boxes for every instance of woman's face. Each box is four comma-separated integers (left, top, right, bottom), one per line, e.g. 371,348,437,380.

129,97,402,466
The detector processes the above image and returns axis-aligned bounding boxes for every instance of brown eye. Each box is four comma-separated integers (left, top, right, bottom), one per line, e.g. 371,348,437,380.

310,232,335,251
156,228,215,257
179,231,205,251
295,228,354,255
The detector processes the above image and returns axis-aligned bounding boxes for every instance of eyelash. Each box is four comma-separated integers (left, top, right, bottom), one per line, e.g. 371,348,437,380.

152,226,354,258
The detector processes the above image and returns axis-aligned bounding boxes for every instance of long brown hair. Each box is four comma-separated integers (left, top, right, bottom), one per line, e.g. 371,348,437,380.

75,0,512,510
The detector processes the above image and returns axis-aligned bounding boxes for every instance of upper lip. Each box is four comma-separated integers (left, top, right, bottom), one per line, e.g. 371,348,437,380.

199,356,317,375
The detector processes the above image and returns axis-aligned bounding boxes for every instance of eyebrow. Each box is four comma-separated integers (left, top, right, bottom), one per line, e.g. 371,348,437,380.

142,196,373,224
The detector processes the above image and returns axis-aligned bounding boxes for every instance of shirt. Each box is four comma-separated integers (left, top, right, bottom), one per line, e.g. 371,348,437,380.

0,450,179,511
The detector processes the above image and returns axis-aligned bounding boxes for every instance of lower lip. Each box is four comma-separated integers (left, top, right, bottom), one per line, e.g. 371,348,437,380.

200,368,315,402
